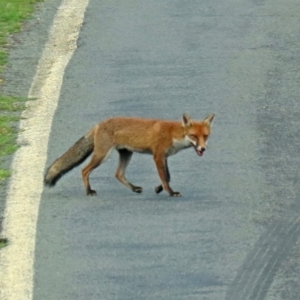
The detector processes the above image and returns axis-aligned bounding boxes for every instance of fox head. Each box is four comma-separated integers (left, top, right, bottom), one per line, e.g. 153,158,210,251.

182,113,215,156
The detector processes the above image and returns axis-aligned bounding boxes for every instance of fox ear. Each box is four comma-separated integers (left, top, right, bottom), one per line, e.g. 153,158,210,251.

182,113,193,127
204,114,215,126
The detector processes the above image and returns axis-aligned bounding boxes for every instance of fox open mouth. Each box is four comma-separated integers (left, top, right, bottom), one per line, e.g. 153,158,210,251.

192,145,204,156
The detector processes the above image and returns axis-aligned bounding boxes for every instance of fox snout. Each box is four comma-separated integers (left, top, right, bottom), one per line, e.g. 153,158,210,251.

194,144,206,151
192,144,206,156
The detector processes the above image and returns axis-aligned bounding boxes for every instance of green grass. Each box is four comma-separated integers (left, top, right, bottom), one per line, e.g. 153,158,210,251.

0,0,43,73
0,95,26,182
0,0,42,183
0,0,44,248
0,96,27,181
0,238,8,249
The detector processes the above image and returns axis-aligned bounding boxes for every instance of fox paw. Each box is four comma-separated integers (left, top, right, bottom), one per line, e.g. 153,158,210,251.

170,191,181,197
155,185,163,194
133,186,143,193
87,189,97,196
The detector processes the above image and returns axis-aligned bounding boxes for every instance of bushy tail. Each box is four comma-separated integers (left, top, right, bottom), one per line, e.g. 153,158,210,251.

44,131,94,187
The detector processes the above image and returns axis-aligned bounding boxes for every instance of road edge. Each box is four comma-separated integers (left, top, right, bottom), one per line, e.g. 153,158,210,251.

0,0,89,299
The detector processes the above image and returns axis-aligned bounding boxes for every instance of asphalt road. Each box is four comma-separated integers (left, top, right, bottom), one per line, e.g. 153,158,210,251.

3,0,300,299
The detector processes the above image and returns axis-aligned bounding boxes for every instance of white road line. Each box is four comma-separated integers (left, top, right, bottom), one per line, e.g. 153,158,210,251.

0,0,89,299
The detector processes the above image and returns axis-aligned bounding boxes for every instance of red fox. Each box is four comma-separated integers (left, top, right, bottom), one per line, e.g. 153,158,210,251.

44,113,214,197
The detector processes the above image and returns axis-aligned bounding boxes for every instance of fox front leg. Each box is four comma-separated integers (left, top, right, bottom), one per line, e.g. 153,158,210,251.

153,155,181,197
155,159,171,194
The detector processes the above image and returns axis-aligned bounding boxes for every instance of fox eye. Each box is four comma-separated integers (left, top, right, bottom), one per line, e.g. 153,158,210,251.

204,135,208,140
189,135,197,140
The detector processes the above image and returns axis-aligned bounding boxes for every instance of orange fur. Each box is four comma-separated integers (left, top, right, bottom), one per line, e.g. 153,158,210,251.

44,114,214,196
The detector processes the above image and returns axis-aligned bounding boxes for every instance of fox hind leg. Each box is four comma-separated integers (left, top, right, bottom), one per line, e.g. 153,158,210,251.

82,154,103,195
81,147,113,196
116,149,143,193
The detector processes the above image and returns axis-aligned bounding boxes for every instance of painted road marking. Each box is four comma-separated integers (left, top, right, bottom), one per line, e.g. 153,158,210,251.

0,0,89,299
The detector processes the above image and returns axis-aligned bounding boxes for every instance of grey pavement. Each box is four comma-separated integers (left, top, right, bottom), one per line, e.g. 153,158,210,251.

3,0,300,299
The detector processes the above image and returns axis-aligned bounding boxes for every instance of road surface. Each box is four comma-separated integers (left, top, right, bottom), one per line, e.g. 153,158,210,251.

2,0,300,299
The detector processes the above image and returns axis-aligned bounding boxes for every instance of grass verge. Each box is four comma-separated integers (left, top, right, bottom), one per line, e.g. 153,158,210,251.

0,0,43,246
0,0,42,180
0,96,27,173
0,237,8,249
